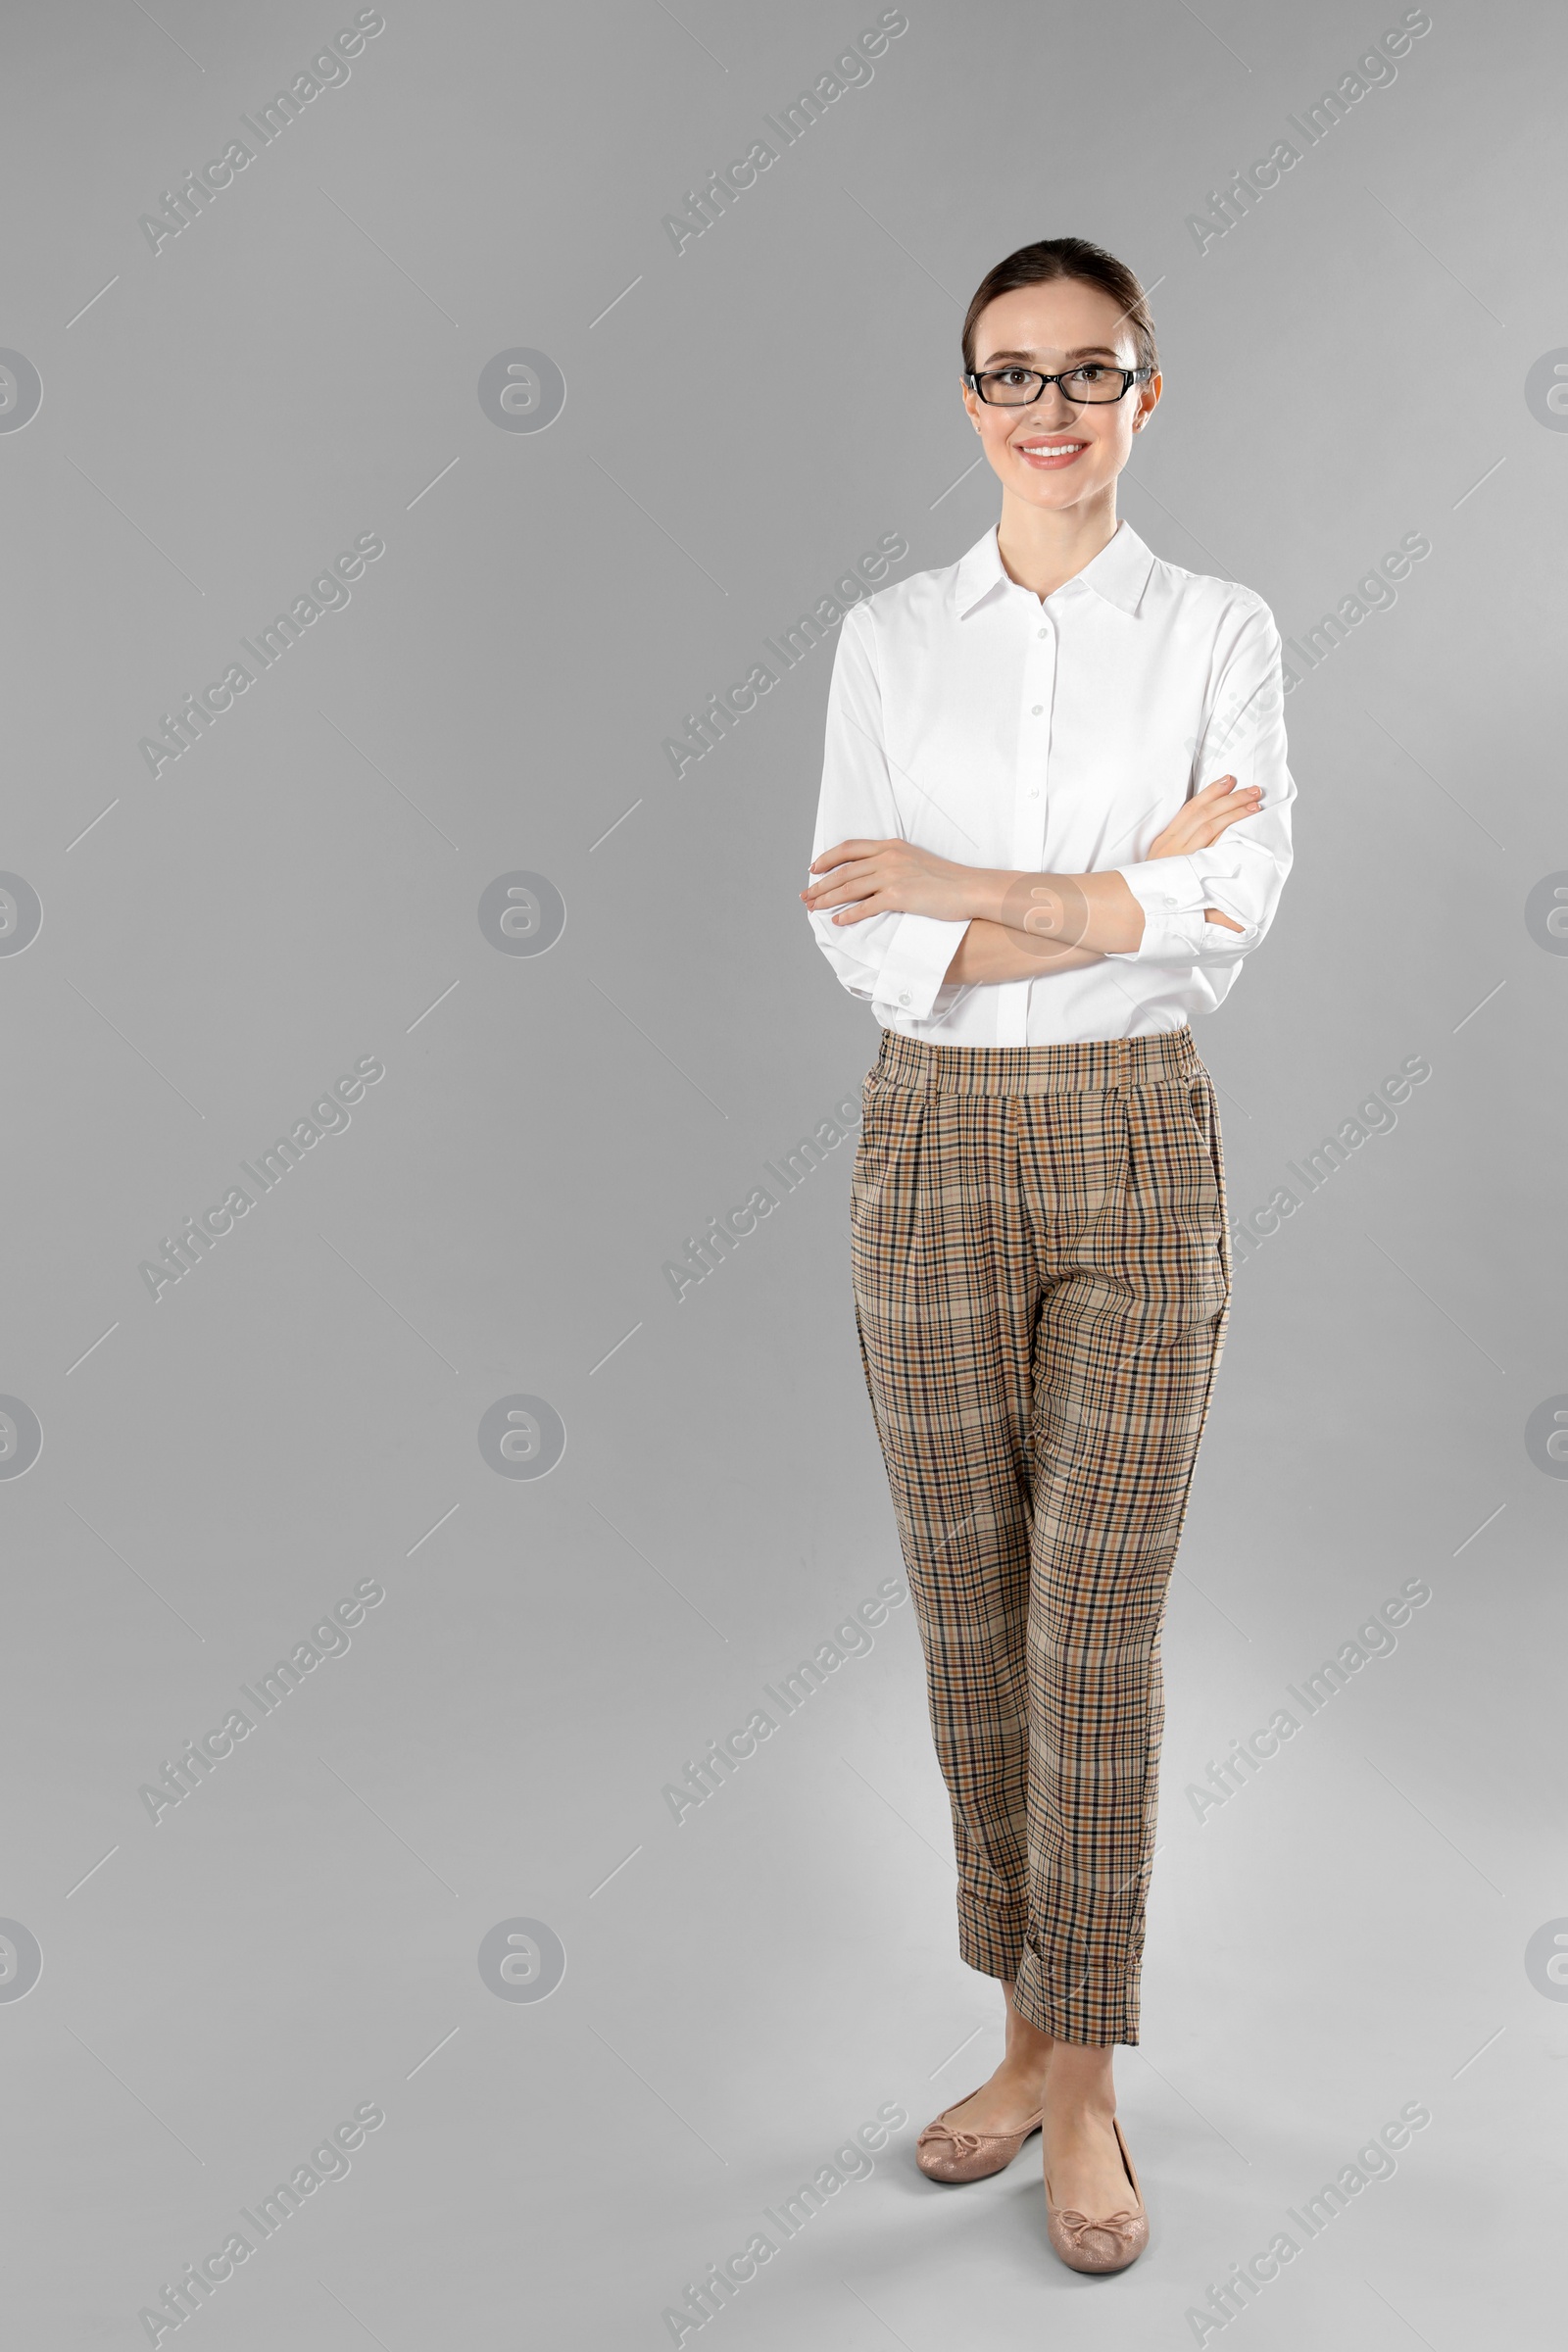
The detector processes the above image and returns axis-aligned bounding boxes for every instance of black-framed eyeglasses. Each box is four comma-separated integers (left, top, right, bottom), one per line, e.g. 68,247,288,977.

964,363,1152,406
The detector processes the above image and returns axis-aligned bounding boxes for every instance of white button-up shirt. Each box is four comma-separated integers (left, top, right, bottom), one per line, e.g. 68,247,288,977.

806,519,1296,1047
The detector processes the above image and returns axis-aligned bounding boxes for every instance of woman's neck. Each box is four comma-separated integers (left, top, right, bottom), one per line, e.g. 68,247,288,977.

996,490,1120,603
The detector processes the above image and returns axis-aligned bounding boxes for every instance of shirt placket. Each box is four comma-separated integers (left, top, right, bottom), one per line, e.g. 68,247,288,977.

999,598,1056,1047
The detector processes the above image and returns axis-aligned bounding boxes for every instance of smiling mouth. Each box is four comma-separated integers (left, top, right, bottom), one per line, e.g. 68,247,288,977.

1014,438,1088,465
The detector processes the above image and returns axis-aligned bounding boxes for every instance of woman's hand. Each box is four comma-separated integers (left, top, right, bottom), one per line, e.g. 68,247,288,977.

1147,772,1260,860
1152,774,1258,933
801,838,987,925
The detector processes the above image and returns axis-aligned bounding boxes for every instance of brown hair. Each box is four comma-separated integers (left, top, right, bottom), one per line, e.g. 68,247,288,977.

960,237,1158,377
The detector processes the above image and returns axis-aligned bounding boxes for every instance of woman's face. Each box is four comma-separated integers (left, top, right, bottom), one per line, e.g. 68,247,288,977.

961,277,1161,514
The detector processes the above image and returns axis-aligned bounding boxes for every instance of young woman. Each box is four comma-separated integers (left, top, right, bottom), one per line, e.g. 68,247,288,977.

801,237,1294,2274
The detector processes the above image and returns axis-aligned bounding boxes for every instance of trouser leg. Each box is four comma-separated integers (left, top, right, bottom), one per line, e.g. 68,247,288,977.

1011,1071,1230,2044
850,1082,1038,1983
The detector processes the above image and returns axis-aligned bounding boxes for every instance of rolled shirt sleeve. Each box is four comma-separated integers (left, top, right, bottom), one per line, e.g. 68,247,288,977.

806,602,970,1021
1105,598,1296,966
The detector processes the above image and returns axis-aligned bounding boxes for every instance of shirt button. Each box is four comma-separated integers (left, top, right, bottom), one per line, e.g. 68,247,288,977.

1160,895,1176,907
1037,628,1048,639
1031,704,1043,715
899,992,910,1005
1029,788,1040,798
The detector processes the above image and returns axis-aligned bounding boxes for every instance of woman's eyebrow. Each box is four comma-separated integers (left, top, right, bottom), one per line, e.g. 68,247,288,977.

978,343,1125,365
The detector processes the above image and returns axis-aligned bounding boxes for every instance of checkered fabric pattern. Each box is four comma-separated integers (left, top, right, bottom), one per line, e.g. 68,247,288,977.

850,1021,1232,2044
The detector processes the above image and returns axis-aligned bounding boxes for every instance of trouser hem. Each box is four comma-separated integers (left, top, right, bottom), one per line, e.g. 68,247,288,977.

956,1892,1025,1985
1013,1943,1141,2046
956,1898,1142,2045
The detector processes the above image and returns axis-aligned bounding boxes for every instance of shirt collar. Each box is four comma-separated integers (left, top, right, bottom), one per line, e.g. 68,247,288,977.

954,519,1155,619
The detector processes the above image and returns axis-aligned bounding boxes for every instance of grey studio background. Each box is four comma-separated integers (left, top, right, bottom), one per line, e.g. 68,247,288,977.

0,0,1562,2344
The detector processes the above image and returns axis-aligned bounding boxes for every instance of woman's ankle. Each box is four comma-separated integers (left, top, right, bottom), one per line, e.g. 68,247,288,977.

1001,1981,1054,2058
1044,2043,1116,2108
995,2046,1052,2082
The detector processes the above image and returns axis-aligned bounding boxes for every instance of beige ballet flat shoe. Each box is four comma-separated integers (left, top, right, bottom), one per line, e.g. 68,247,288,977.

1044,2115,1150,2273
915,2086,1045,2183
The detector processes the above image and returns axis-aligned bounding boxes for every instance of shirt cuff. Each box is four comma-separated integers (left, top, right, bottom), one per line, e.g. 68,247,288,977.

1106,856,1236,962
869,911,972,1020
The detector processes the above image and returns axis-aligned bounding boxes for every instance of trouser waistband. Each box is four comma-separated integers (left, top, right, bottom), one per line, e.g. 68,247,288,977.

872,1023,1201,1096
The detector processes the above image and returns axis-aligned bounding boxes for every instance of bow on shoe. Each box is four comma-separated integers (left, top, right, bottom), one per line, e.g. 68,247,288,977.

917,2122,985,2157
1054,2208,1142,2256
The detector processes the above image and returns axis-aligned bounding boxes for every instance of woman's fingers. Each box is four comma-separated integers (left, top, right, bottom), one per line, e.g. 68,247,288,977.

803,858,880,906
807,877,872,910
808,837,890,874
804,850,874,887
1171,784,1262,848
1203,791,1263,836
1149,778,1260,849
805,854,898,909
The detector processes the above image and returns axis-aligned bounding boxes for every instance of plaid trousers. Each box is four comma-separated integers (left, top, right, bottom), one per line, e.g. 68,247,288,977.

850,1022,1231,2045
